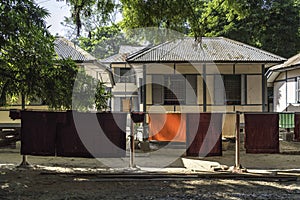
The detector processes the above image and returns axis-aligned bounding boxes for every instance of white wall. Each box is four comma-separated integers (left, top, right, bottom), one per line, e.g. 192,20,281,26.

274,81,286,112
273,80,297,112
273,68,299,112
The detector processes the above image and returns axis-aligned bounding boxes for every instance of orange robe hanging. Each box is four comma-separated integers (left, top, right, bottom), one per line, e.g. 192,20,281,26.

148,113,186,142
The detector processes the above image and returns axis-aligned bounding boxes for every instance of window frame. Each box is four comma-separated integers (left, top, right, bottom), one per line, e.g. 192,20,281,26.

114,67,136,83
223,74,242,105
151,74,197,106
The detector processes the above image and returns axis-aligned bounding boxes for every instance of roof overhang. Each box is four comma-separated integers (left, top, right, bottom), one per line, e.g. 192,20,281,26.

126,60,285,66
81,60,115,86
267,64,300,83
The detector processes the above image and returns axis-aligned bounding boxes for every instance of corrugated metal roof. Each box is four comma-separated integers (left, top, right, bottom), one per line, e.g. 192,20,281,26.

126,37,286,63
270,52,300,71
54,37,115,86
267,53,300,83
54,37,96,61
101,45,146,64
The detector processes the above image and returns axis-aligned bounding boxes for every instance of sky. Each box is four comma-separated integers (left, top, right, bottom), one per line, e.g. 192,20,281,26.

36,0,71,36
36,0,122,37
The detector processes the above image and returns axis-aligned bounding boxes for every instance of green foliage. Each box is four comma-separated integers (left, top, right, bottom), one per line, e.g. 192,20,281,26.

62,0,116,36
0,0,55,108
78,24,134,59
201,0,300,57
95,81,112,111
72,69,111,112
59,0,300,57
120,0,300,57
0,0,110,111
42,59,78,110
120,0,204,37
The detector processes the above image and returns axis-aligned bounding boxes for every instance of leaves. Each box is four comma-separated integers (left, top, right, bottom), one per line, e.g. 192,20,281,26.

95,81,112,111
201,0,300,57
78,24,138,59
0,0,55,108
63,0,116,36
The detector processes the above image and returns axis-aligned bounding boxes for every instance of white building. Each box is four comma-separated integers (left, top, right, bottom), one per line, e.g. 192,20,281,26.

101,45,146,112
267,53,300,112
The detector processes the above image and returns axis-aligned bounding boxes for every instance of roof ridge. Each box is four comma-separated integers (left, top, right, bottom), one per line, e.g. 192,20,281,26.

126,39,179,61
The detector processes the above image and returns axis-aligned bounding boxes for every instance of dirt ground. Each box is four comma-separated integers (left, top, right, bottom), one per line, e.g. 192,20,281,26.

1,141,300,199
1,166,300,200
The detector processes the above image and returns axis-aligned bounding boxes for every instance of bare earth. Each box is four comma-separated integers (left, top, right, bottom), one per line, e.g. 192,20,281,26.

1,141,300,199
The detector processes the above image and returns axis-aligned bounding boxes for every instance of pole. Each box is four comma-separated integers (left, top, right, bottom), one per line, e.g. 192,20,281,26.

235,111,240,169
19,93,30,167
129,97,135,168
129,120,135,168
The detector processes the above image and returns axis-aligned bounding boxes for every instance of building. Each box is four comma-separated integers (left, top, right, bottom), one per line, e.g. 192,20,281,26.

54,37,114,88
267,53,300,112
126,37,286,114
101,45,146,112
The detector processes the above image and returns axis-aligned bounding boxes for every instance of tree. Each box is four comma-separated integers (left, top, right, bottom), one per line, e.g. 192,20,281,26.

41,59,78,110
120,0,204,37
59,0,117,36
201,0,300,57
0,0,55,109
95,81,112,111
78,24,133,59
0,0,111,111
72,68,112,111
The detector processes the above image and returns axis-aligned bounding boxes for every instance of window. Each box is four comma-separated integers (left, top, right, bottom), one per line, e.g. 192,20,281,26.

223,75,241,105
151,75,197,105
296,77,300,103
164,75,185,105
114,67,135,83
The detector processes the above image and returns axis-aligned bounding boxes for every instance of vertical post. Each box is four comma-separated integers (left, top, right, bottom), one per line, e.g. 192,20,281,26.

262,64,266,112
142,64,147,140
232,111,246,173
129,118,135,168
235,111,240,169
19,93,30,167
129,97,135,168
285,71,288,112
203,64,207,112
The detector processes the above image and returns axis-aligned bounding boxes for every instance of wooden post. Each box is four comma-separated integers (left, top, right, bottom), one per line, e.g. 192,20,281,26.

203,64,207,112
19,93,30,167
129,97,135,168
235,111,240,169
142,64,147,140
262,64,266,112
232,111,246,173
